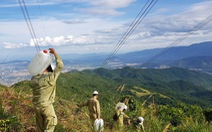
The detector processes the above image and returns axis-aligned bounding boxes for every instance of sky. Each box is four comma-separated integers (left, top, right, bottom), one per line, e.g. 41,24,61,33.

0,0,212,61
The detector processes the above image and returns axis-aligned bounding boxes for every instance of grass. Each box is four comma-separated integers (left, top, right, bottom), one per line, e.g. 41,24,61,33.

0,85,211,131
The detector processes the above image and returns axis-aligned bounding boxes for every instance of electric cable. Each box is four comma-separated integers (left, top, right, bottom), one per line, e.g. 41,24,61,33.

101,0,158,68
37,0,47,37
18,0,40,52
141,13,212,67
102,0,152,66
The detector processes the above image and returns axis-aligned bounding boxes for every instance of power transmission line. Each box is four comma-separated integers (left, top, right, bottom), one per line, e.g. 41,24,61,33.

101,0,158,68
102,0,152,66
18,0,40,52
141,13,212,67
0,55,9,64
37,0,47,37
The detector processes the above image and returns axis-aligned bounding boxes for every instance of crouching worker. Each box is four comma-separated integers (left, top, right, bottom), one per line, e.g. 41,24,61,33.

115,105,130,131
29,48,64,132
132,116,145,132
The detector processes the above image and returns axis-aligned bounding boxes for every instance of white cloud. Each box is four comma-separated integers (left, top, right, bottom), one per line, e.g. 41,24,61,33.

2,42,28,49
28,35,98,47
1,0,212,55
76,0,136,16
78,8,123,16
136,1,212,37
5,0,135,10
90,0,136,8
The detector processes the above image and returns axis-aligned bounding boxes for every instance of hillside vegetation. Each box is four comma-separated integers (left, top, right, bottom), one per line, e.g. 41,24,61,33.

0,67,212,131
84,67,212,107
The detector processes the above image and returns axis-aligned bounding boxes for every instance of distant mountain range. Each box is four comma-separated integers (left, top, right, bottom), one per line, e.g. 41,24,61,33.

117,41,212,73
118,41,211,62
61,41,212,73
0,41,211,86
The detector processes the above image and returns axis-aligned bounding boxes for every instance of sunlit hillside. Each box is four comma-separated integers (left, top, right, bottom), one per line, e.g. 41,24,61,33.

0,87,98,132
0,67,212,131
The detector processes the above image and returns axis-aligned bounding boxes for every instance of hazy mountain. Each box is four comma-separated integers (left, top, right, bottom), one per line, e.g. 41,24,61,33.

103,41,212,73
1,41,211,70
0,41,211,86
117,41,211,63
169,56,212,73
61,41,212,72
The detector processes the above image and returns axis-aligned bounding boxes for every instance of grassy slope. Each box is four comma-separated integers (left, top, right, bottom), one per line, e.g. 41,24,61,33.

0,67,212,131
0,87,96,132
0,83,211,132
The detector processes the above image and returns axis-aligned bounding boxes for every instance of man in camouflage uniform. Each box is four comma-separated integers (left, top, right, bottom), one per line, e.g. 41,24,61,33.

30,48,64,132
79,91,101,121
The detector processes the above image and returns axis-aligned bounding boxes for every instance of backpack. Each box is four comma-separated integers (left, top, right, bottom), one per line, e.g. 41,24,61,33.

113,113,119,121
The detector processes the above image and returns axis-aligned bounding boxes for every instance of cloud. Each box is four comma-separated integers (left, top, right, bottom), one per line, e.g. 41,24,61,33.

137,1,212,36
1,0,212,55
77,0,136,16
89,0,136,8
28,35,98,47
5,0,135,10
2,42,28,49
62,19,87,24
78,7,123,16
105,0,212,51
0,1,55,8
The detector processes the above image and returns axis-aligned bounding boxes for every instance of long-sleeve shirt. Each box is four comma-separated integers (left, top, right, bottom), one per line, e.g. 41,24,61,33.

117,109,130,127
80,96,101,120
30,54,64,107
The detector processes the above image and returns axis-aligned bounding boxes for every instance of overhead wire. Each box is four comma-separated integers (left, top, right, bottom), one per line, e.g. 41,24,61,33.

0,55,9,64
1,1,48,83
1,0,43,80
141,13,212,67
37,0,47,37
101,0,152,67
101,0,158,68
18,0,40,52
102,0,150,67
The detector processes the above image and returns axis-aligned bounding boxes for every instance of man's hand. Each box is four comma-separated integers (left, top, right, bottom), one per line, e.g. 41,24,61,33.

127,118,131,125
49,48,57,56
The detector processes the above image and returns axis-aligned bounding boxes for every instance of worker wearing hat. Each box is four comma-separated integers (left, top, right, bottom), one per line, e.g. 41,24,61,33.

115,104,131,131
79,91,101,121
133,116,145,131
30,48,64,132
115,96,130,111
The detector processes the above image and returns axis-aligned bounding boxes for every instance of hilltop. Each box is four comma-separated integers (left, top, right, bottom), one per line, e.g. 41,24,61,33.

0,67,212,131
61,41,212,73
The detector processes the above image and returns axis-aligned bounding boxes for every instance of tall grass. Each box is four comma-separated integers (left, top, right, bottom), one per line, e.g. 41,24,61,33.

0,86,211,132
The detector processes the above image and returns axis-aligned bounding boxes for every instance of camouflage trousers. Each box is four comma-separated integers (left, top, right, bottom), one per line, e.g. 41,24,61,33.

34,104,57,132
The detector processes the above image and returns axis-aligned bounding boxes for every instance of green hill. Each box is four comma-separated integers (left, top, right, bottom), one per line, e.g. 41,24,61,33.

83,67,212,107
100,67,212,88
0,67,212,131
11,67,212,108
85,67,212,89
